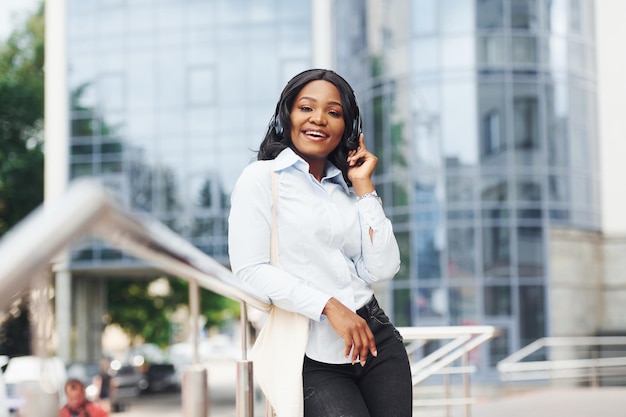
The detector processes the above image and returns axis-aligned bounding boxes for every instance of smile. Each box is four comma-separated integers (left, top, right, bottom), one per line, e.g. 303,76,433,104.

302,129,329,140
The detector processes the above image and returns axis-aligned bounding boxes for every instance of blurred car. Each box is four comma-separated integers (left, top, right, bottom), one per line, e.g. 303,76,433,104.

3,356,67,415
109,360,148,412
143,363,180,393
0,360,8,417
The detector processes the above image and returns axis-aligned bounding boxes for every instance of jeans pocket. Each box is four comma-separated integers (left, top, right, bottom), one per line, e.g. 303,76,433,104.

370,310,404,343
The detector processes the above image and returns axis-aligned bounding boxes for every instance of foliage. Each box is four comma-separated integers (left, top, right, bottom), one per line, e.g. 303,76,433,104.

107,278,240,348
0,3,44,357
0,3,45,235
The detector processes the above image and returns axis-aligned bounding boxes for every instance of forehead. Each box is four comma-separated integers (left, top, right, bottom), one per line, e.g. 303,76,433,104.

296,80,341,103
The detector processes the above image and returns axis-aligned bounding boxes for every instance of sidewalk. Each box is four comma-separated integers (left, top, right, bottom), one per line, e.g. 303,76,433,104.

472,387,626,417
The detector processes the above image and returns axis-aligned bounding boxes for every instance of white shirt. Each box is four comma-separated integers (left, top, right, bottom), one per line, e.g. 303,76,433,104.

228,147,400,363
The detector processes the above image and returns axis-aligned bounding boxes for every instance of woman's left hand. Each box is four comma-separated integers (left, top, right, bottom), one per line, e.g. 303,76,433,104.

347,134,378,187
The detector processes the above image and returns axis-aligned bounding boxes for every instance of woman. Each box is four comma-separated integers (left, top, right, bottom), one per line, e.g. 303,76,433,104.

228,69,412,417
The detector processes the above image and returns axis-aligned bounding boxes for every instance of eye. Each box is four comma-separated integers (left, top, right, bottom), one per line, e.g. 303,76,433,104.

298,105,312,112
328,110,342,118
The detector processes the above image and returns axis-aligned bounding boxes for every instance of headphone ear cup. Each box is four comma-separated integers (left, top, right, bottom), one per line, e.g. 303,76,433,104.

274,115,283,136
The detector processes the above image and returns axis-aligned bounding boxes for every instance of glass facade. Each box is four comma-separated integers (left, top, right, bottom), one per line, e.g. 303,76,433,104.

65,0,600,372
353,0,599,372
67,0,315,267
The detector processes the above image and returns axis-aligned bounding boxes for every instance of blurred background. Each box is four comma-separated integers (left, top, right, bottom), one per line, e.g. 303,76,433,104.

1,0,625,415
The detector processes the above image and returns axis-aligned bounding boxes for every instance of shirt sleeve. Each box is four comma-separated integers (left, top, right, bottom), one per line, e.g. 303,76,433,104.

354,195,401,283
228,162,330,321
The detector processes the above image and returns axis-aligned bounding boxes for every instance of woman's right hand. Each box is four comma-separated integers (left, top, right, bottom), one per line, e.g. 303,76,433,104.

322,298,378,366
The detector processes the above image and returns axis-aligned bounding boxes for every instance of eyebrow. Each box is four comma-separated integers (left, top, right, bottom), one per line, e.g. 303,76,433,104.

297,96,343,107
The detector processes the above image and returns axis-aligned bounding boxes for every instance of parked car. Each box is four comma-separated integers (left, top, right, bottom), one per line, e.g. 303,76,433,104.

143,363,180,393
109,360,148,412
0,358,9,417
3,356,67,415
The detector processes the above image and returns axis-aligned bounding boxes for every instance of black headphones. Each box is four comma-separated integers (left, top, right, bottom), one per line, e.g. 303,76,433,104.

270,94,362,147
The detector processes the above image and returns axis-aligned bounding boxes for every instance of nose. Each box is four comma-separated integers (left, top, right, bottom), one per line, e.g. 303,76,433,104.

309,109,327,126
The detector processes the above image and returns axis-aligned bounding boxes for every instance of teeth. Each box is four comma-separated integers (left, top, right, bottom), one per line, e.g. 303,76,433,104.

306,131,325,137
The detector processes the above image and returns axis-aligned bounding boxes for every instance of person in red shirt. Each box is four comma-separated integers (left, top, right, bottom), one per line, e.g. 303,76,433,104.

59,378,109,417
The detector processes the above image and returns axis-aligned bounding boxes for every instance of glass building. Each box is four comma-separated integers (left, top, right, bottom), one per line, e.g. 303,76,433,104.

63,0,600,372
67,1,318,268
346,0,599,372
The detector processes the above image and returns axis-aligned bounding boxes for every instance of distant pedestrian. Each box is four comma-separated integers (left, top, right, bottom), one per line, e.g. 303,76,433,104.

59,378,108,417
92,358,113,413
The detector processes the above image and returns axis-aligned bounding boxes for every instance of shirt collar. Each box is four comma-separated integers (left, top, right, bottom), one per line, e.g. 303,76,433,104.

273,148,350,193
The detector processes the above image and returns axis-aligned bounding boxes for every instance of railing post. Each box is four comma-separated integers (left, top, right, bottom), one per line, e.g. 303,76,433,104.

444,371,451,417
183,280,209,417
463,352,471,417
237,302,255,417
183,365,209,417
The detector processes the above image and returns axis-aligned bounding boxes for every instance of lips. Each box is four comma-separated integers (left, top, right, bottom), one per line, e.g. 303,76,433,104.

302,129,329,140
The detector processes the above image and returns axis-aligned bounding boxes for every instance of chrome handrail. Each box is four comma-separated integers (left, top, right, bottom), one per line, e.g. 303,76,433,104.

0,178,270,417
497,336,626,387
398,325,498,417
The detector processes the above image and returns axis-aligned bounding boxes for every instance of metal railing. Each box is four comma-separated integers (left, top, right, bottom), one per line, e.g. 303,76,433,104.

398,326,497,417
0,178,498,417
498,336,626,387
0,179,270,417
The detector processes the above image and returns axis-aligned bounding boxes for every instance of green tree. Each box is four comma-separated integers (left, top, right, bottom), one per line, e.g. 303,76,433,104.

0,3,44,357
0,3,45,234
107,277,240,348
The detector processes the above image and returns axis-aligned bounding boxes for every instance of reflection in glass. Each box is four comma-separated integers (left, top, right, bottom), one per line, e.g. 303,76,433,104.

488,327,510,366
188,67,215,106
440,0,473,32
519,285,545,347
511,36,538,65
513,83,540,165
481,176,508,202
516,177,541,202
517,226,544,277
545,0,567,34
394,288,412,327
483,226,511,277
449,287,477,324
442,36,474,69
446,174,475,203
442,82,477,165
476,0,504,29
484,286,511,316
395,231,411,281
510,0,538,30
447,227,476,278
479,83,507,165
417,228,442,280
412,39,439,73
412,0,437,34
416,288,447,318
478,36,507,66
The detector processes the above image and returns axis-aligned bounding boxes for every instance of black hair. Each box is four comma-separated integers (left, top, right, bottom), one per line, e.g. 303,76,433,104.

257,69,361,186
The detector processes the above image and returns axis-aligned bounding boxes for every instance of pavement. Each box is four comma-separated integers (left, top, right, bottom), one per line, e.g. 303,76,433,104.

122,385,626,417
472,387,626,417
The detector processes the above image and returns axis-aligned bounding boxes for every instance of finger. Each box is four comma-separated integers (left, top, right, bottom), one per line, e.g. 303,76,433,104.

344,336,353,359
357,134,366,151
358,330,374,366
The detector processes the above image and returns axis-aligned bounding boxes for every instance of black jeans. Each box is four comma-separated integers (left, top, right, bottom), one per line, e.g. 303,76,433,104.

302,297,413,417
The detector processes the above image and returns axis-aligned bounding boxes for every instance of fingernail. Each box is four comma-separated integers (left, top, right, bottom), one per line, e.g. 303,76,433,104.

373,350,378,357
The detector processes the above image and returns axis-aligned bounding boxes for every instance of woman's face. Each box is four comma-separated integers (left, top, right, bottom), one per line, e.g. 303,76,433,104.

289,80,345,165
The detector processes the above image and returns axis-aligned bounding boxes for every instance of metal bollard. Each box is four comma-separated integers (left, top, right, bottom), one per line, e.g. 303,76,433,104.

182,364,210,417
236,360,254,417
